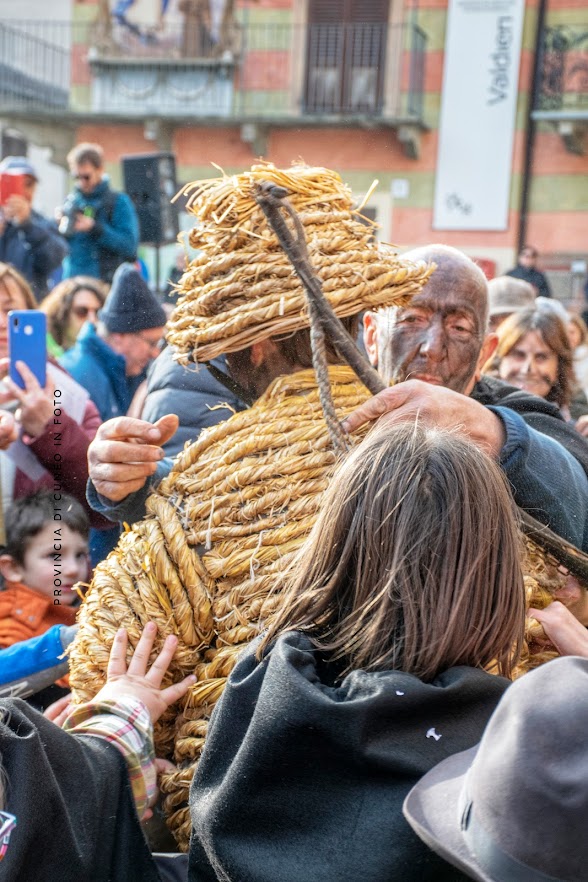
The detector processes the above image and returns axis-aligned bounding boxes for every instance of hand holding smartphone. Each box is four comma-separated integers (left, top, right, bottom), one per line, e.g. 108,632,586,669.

8,310,47,390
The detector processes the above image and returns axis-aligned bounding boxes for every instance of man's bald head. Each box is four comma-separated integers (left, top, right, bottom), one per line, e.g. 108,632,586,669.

402,245,489,329
364,245,495,395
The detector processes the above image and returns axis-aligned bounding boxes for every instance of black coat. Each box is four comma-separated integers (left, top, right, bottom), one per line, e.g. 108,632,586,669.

189,632,510,882
0,699,161,882
0,211,68,301
505,264,552,298
472,374,588,479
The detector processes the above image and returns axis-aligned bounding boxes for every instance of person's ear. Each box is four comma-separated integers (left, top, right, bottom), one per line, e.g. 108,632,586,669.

474,333,498,382
250,339,275,368
0,554,24,584
363,312,379,367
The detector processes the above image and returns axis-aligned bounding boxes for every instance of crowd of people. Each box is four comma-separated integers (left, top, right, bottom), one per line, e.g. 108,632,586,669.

0,155,586,881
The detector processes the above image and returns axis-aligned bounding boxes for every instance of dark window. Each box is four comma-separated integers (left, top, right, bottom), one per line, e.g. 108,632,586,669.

2,129,27,159
304,0,388,114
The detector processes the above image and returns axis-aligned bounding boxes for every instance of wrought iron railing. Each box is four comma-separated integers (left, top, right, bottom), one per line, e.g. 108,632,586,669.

535,24,588,115
0,20,70,110
0,18,426,124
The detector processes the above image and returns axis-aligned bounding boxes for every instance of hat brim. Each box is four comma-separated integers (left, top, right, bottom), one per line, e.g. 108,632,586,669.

403,746,493,882
487,304,531,317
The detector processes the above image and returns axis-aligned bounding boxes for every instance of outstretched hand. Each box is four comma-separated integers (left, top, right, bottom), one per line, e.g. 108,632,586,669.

0,357,54,438
528,601,588,658
88,413,179,501
95,622,195,723
340,380,506,458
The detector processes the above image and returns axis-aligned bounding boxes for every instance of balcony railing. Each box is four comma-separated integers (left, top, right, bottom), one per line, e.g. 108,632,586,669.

0,18,426,125
0,20,69,110
534,24,588,118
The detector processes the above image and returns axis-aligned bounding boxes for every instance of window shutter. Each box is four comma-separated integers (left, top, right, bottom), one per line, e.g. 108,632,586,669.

305,0,389,113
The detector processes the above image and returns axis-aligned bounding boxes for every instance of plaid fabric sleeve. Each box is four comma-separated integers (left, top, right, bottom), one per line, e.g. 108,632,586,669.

62,696,157,819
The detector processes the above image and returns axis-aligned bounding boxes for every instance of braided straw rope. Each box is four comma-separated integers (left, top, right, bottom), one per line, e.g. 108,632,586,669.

512,536,569,678
166,162,432,362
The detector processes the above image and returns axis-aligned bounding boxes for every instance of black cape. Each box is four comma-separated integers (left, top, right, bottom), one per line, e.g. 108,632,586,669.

189,632,510,882
0,699,162,882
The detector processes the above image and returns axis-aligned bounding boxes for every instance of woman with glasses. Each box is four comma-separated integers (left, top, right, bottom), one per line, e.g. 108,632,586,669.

41,276,108,355
57,261,167,562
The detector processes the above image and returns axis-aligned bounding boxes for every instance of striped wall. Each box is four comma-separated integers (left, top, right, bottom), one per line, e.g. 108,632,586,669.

526,0,588,258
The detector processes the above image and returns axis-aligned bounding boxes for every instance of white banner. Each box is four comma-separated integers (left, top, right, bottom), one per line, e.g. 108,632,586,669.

433,0,525,231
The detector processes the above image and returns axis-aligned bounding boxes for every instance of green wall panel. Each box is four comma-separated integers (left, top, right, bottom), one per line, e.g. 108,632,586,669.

529,174,588,212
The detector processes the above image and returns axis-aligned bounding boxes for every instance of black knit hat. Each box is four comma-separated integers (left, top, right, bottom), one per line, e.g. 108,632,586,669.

99,263,167,333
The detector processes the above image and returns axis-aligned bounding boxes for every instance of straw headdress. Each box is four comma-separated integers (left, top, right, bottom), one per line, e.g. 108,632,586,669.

166,161,432,362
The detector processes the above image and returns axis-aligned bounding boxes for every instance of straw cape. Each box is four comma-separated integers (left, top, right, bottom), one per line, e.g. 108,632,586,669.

68,163,432,850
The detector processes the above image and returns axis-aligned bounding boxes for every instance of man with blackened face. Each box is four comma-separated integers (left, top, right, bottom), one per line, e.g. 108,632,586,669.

364,245,496,395
345,244,588,553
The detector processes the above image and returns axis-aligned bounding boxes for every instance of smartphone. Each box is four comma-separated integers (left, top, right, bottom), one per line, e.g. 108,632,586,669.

8,310,47,389
0,173,26,204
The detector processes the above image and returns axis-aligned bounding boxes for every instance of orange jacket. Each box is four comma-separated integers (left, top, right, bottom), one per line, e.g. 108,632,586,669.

0,582,77,649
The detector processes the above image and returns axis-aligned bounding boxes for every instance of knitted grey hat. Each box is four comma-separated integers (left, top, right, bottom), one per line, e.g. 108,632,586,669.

99,263,166,333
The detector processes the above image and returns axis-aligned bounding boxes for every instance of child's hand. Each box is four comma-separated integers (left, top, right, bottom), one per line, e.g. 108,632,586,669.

142,758,178,821
44,693,74,727
528,601,588,658
95,622,195,723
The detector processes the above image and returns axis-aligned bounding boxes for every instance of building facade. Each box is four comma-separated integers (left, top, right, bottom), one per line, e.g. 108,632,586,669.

0,0,586,296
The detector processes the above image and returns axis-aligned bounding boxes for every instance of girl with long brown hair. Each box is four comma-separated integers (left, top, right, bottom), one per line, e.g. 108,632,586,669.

189,422,526,882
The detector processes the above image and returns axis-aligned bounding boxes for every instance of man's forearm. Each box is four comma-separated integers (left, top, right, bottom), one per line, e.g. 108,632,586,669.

492,406,588,550
86,457,173,525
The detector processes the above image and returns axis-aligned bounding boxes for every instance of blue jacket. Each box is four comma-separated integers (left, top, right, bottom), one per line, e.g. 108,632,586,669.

0,210,68,301
61,178,139,283
142,345,246,458
60,322,145,421
0,624,77,693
